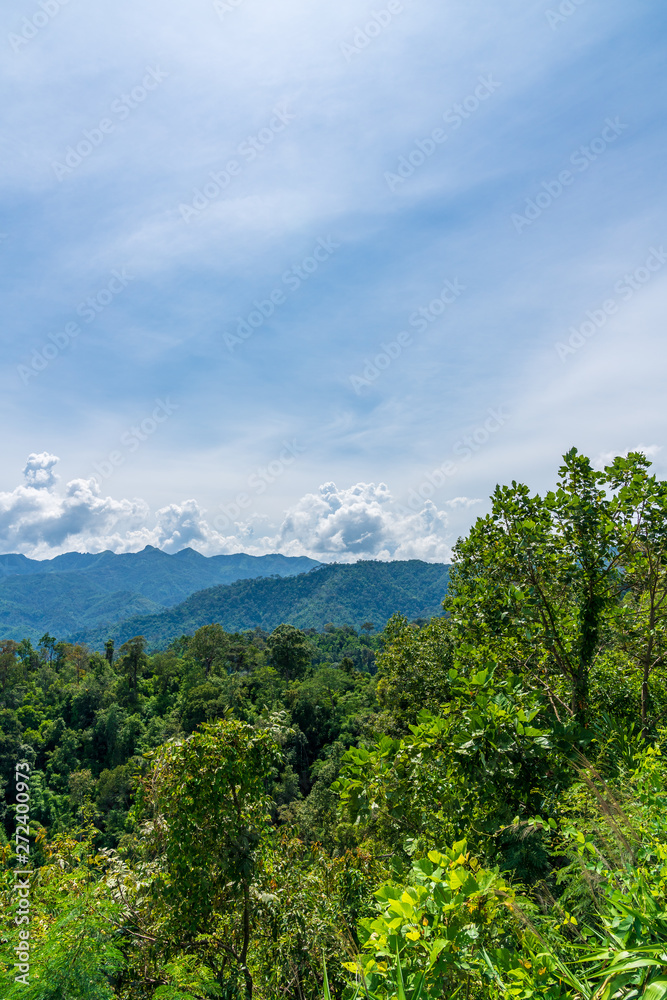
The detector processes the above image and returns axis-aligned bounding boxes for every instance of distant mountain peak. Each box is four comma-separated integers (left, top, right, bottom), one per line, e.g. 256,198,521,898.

172,547,206,560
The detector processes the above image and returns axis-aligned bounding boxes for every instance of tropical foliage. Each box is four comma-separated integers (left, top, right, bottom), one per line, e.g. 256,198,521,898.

1,449,667,999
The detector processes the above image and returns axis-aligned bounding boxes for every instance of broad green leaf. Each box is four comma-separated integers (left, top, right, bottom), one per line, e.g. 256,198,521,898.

643,978,667,1000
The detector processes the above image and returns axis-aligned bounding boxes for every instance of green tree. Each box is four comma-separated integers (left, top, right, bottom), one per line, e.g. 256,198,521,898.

603,454,667,735
186,624,229,676
336,664,568,877
0,828,125,999
267,624,312,682
376,615,453,731
38,634,57,666
116,636,148,693
16,639,39,671
447,448,667,726
139,719,282,998
71,644,90,686
0,641,19,694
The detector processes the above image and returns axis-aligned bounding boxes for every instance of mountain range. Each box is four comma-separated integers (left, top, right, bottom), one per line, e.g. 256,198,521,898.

70,559,450,650
0,547,319,643
0,547,450,648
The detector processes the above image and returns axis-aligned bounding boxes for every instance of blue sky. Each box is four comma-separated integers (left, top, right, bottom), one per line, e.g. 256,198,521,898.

0,0,666,560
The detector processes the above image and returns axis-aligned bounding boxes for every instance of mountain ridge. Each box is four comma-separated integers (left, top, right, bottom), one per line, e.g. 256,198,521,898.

70,559,450,650
0,547,321,642
0,546,320,602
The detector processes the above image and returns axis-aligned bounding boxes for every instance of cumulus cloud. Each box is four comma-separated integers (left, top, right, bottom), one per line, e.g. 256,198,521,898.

213,482,454,562
279,482,394,556
0,464,149,556
0,458,457,562
273,482,451,561
23,453,60,490
0,454,225,558
153,500,219,554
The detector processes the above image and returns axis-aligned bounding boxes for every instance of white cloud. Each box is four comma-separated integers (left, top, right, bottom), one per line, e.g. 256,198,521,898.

153,500,218,554
23,452,60,490
0,457,230,558
444,496,483,509
0,460,149,556
0,458,453,562
274,481,451,561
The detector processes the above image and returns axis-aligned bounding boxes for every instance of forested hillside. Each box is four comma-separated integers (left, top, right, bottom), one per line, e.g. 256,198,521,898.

2,450,667,1000
71,560,451,650
0,574,166,643
0,548,320,642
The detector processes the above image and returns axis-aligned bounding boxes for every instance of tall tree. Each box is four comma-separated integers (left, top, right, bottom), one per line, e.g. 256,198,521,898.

267,624,312,682
604,453,667,735
0,641,19,693
186,623,229,676
447,449,667,726
117,636,148,693
140,720,282,998
38,633,57,666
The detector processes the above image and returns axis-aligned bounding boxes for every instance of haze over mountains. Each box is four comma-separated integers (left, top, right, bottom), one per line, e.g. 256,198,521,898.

0,547,450,646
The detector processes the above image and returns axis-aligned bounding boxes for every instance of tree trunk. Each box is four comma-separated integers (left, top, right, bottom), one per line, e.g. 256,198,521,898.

573,585,604,726
242,965,253,1000
641,612,656,740
571,662,589,726
641,651,653,739
241,881,253,999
